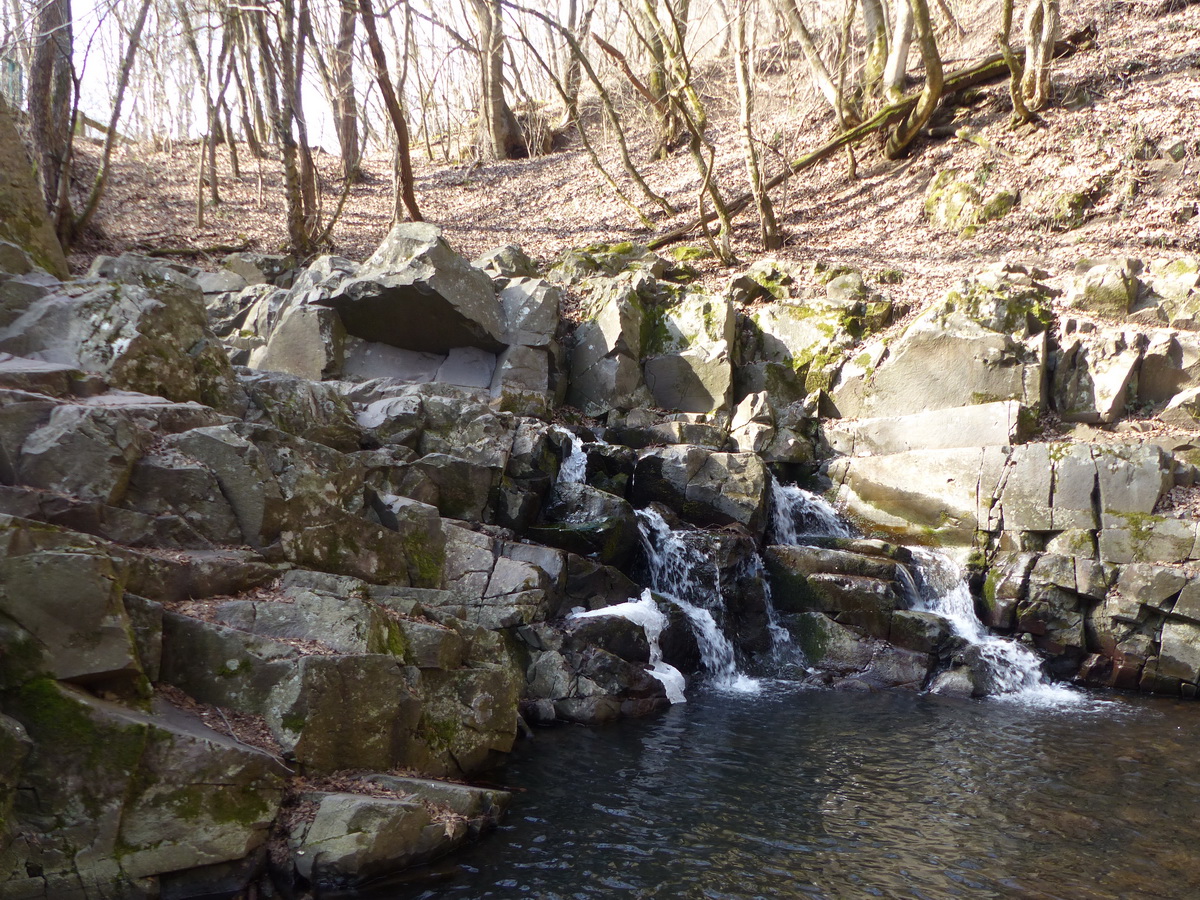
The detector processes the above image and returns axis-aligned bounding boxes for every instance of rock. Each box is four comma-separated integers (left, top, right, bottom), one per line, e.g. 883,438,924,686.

830,446,1009,544
1138,332,1200,407
567,274,654,415
239,370,364,451
320,223,505,353
830,267,1049,419
1160,386,1200,429
735,294,891,404
641,289,735,414
925,169,1018,235
0,254,244,414
0,535,144,693
530,482,641,569
0,99,68,278
223,252,295,287
196,270,248,295
474,244,539,280
1158,620,1200,683
824,400,1027,456
1064,258,1140,317
163,425,286,550
252,303,346,381
631,446,768,535
498,277,561,345
1053,322,1146,423
1,681,282,891
395,453,496,522
286,782,506,887
929,666,979,697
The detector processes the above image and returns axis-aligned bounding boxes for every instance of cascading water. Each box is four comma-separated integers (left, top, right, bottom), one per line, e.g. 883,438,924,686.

570,590,687,704
554,428,588,486
635,508,759,693
768,479,1081,705
909,550,1081,705
770,479,853,543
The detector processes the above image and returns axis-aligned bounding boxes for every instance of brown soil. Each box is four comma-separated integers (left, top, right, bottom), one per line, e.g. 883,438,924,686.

70,0,1199,312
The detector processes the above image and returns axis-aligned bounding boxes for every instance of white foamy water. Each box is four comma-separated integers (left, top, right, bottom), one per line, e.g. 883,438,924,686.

770,479,853,543
554,428,588,486
910,549,1083,707
570,590,687,704
636,508,760,694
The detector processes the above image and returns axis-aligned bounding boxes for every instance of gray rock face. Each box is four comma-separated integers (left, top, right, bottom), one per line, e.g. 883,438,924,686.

253,303,346,381
321,223,506,353
0,254,244,414
1,682,282,894
632,446,769,535
1064,258,1140,317
287,778,508,888
567,276,654,415
1053,322,1146,423
830,267,1049,419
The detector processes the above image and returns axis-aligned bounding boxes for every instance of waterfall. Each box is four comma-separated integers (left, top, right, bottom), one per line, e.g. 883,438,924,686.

555,428,588,486
636,508,760,694
770,479,853,543
769,479,1080,704
570,590,687,704
908,550,1081,705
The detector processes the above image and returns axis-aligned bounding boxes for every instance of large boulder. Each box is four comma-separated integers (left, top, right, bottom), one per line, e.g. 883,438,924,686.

1053,321,1146,423
0,98,68,278
0,254,244,413
830,265,1050,419
567,274,655,414
0,681,283,893
631,446,769,535
641,288,735,414
320,223,506,353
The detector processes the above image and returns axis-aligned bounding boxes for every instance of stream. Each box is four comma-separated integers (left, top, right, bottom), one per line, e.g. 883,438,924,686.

382,686,1200,899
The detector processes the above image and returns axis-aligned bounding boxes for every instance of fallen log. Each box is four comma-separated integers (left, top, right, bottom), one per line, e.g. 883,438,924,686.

647,23,1097,252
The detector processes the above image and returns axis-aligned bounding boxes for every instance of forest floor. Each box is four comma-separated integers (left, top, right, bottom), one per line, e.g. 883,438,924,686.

69,0,1200,316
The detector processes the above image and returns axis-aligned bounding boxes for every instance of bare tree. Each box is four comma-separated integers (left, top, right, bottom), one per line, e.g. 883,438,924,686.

27,0,74,233
359,0,422,221
1021,0,1058,110
469,0,524,158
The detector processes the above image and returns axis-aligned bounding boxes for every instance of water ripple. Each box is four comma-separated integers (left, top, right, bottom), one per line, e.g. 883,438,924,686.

384,688,1200,900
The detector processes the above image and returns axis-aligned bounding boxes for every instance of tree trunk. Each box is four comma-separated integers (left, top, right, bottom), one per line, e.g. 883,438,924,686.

883,0,915,101
69,0,152,243
884,0,941,158
772,0,853,123
1021,0,1058,110
28,0,73,225
469,0,524,159
333,0,361,178
358,0,422,221
734,0,779,249
861,0,889,97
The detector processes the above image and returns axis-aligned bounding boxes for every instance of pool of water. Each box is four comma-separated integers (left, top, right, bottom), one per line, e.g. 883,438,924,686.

376,684,1200,899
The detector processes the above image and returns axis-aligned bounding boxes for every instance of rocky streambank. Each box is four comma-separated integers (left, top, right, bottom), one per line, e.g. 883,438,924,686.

2,199,1200,896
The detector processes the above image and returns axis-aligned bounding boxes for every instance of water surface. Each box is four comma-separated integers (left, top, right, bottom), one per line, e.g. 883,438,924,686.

383,685,1200,900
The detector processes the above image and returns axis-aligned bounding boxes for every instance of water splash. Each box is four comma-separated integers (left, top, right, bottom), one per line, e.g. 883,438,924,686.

910,549,1082,707
770,479,853,543
636,508,759,694
554,428,588,486
570,591,687,703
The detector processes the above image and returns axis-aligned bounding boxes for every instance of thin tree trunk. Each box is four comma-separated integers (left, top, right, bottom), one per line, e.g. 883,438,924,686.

1021,0,1058,110
69,0,152,242
884,0,941,157
28,0,73,222
861,0,889,96
358,0,422,221
883,0,914,100
333,0,360,178
772,0,853,123
734,0,779,249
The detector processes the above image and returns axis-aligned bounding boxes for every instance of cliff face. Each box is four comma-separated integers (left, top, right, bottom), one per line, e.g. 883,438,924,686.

2,195,1200,895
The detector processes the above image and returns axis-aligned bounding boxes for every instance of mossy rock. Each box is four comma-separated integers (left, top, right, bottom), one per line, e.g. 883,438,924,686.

0,98,68,278
925,169,1019,236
